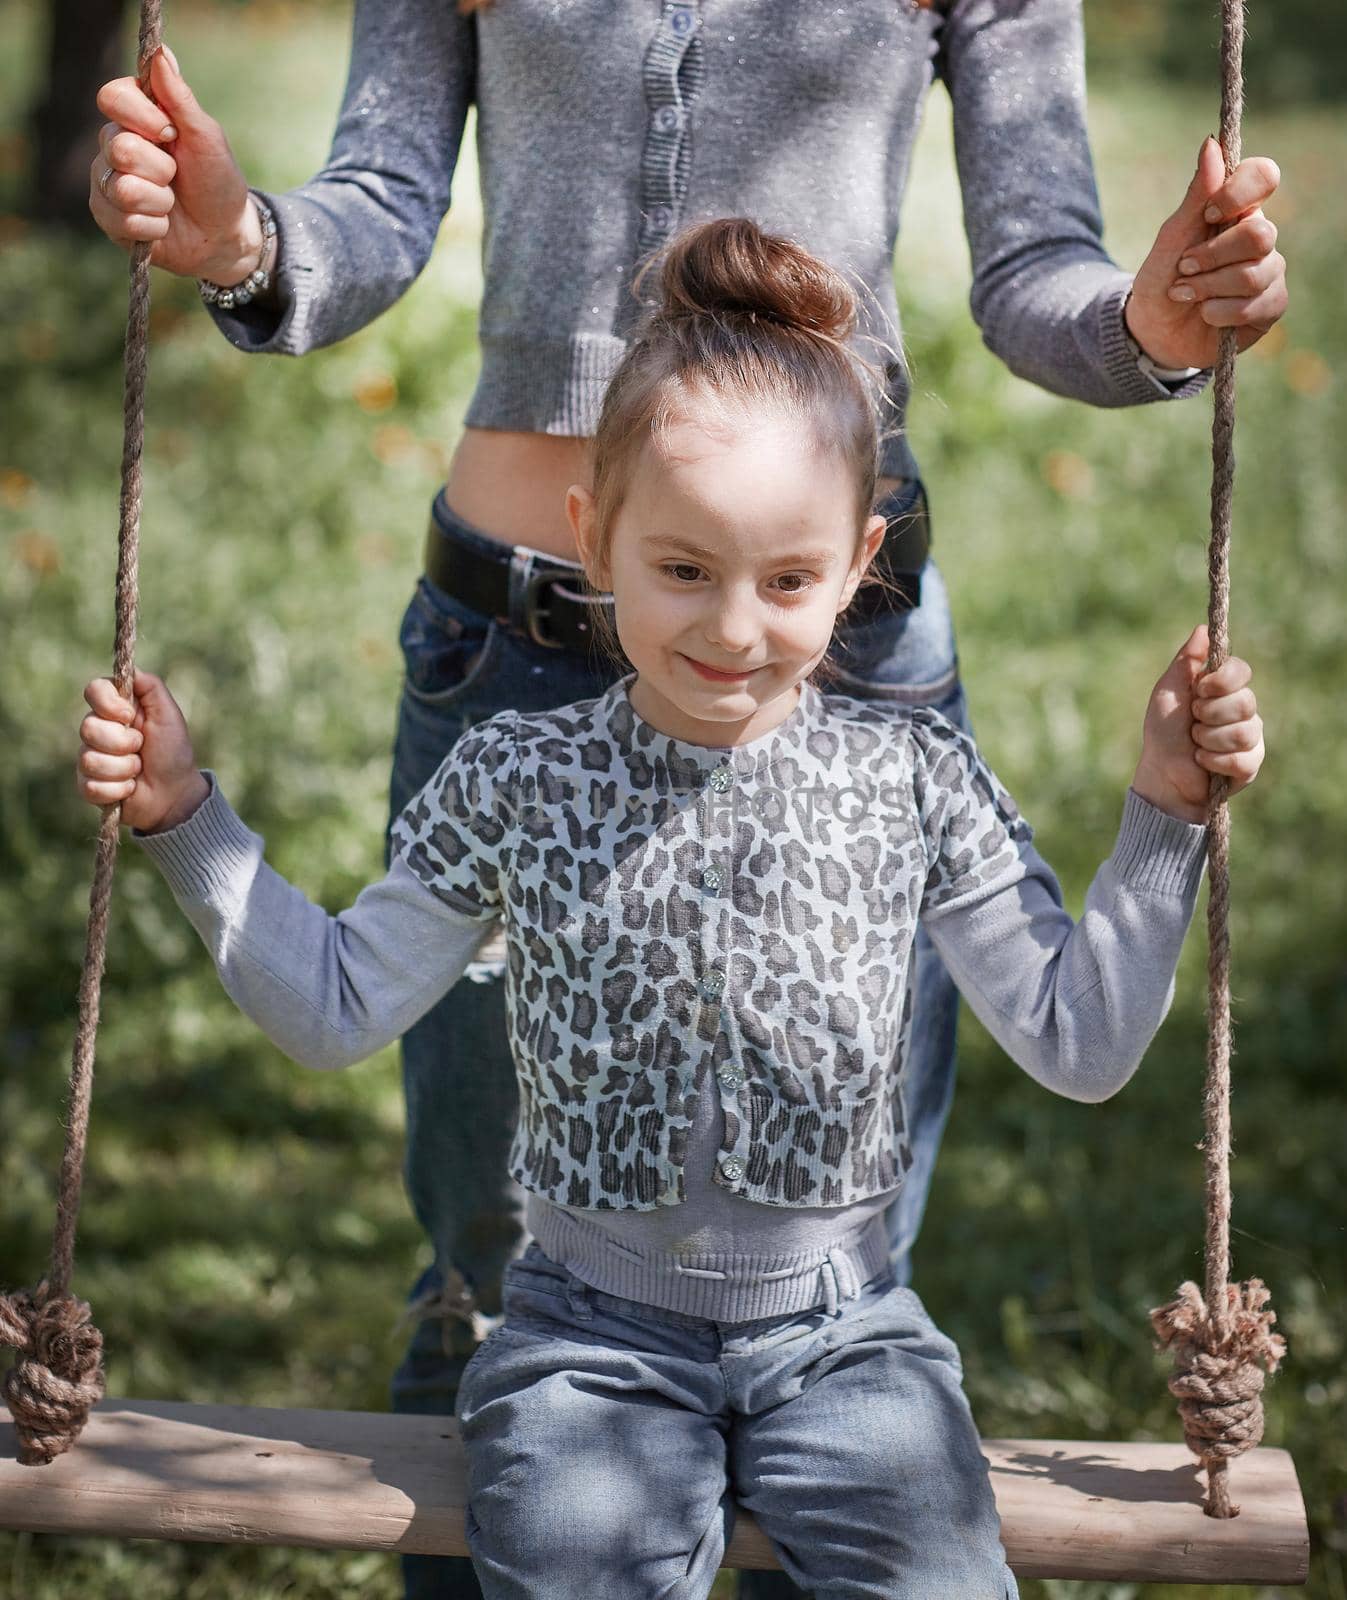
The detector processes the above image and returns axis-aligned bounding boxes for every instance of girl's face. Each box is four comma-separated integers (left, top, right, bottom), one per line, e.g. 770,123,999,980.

569,410,886,747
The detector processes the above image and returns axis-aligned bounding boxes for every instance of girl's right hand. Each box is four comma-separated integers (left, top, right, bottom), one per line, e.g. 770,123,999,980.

78,670,209,834
89,44,260,285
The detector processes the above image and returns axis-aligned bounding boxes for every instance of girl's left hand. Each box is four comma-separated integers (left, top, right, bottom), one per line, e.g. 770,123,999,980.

1125,136,1287,372
1131,624,1265,825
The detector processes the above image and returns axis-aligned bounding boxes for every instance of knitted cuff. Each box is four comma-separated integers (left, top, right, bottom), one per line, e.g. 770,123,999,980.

134,771,261,904
201,187,308,356
1098,280,1214,404
1110,786,1209,897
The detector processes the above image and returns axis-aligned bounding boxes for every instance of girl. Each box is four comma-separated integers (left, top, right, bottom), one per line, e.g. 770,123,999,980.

77,219,1265,1599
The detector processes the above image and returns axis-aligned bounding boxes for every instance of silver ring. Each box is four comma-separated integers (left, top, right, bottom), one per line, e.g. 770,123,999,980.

99,162,117,198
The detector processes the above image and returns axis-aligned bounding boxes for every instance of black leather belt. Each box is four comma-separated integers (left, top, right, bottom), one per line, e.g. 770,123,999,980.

423,484,930,654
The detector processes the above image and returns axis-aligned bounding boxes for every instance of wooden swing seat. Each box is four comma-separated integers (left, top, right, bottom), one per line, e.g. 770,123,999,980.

0,1398,1308,1583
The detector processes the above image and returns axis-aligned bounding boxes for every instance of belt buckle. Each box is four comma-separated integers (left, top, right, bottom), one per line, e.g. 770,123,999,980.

522,565,568,650
509,545,608,650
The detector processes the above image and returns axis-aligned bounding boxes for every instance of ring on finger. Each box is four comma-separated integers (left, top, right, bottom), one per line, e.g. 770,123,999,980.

99,161,117,198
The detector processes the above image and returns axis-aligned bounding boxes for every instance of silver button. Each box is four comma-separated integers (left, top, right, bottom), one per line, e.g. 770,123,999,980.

717,1065,743,1090
702,865,724,892
670,5,696,36
708,763,734,793
835,932,852,952
648,204,674,231
720,1155,745,1181
700,968,725,1001
654,105,682,133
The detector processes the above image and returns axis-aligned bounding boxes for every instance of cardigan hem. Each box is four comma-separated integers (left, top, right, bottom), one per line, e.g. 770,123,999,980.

526,1193,895,1323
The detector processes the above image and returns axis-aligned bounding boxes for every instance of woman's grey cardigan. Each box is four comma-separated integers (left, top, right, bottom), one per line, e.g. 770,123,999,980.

206,0,1210,481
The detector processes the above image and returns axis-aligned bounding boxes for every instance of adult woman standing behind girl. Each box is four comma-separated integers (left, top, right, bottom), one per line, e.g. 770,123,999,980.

88,6,1286,1598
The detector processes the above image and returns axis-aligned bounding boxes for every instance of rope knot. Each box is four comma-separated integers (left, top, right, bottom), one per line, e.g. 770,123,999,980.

1149,1277,1286,1517
0,1281,106,1465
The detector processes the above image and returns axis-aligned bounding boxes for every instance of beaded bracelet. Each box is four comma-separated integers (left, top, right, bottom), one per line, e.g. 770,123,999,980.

196,193,277,311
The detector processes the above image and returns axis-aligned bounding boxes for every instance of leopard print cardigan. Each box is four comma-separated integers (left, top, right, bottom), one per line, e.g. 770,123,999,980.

389,671,1034,1212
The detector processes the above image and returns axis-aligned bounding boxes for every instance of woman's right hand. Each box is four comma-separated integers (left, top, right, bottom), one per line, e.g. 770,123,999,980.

78,669,209,834
89,44,261,285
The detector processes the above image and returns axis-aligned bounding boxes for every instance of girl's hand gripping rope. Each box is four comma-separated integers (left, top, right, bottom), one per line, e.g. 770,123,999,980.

1131,624,1265,825
77,670,209,834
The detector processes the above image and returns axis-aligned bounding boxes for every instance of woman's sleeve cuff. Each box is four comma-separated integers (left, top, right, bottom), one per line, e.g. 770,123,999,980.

1098,280,1215,404
201,188,311,356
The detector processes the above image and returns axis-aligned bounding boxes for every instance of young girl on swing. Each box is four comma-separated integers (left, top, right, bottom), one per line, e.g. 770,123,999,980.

76,218,1265,1599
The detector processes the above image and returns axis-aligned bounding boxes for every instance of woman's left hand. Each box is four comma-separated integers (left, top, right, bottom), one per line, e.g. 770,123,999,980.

1125,136,1287,372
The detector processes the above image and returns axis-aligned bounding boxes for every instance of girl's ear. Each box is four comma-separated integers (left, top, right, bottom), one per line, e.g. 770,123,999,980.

837,514,888,612
565,484,609,588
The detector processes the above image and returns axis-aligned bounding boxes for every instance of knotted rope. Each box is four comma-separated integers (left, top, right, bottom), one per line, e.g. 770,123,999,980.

0,0,163,1466
1147,0,1285,1520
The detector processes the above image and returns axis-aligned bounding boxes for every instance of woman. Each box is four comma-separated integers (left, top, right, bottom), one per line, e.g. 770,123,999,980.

88,6,1286,1597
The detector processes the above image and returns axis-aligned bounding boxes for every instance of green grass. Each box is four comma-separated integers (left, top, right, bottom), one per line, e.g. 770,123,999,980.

2,4,1344,1597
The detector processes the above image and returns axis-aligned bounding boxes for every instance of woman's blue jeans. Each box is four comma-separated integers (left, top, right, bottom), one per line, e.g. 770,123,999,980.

454,1243,1017,1599
386,481,972,1600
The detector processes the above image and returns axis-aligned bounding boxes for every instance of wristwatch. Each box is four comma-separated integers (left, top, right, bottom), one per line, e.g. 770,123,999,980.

1122,291,1205,390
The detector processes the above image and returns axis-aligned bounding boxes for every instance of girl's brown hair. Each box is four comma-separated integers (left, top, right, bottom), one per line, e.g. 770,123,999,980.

578,216,909,684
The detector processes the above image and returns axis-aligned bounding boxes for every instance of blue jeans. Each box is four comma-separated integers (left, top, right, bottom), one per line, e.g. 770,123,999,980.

455,1242,1017,1599
387,481,971,1599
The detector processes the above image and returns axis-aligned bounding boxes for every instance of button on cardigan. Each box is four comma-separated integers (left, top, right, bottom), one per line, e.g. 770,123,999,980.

137,674,1210,1256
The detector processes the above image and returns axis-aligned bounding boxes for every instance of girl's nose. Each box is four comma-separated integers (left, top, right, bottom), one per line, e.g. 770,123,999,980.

703,592,760,654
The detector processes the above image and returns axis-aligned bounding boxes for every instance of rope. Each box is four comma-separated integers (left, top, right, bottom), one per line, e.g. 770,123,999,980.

0,0,163,1467
1148,0,1285,1520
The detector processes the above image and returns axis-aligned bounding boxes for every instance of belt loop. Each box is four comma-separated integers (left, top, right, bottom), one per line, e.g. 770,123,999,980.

826,1245,861,1309
564,1273,594,1324
845,1247,862,1301
820,1258,839,1318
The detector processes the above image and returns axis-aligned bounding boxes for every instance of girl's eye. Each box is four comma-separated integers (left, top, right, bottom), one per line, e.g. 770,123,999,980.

658,564,816,596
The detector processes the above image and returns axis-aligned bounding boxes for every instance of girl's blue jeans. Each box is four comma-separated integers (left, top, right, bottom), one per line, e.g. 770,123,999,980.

386,480,973,1600
455,1243,1017,1599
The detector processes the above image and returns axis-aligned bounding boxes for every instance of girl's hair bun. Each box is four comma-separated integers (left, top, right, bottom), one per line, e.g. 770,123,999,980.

647,217,857,343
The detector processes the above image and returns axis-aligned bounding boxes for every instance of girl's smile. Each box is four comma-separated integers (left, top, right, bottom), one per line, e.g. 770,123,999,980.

680,653,760,683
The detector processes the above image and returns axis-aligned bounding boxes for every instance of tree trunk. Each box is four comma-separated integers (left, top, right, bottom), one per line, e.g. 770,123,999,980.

27,0,128,230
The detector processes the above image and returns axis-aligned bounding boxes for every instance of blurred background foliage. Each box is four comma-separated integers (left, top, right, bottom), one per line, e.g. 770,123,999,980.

1,1,1344,1597
1086,0,1347,104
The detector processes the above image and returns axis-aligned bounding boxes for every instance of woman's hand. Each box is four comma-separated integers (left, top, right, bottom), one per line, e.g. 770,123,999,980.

1125,136,1287,372
1131,624,1264,825
89,44,261,285
78,669,209,834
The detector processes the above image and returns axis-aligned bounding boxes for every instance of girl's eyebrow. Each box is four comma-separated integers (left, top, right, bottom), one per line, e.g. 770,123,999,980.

642,534,838,567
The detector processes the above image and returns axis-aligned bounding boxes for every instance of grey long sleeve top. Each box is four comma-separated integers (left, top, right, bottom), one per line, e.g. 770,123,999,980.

207,0,1210,481
137,679,1209,1320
